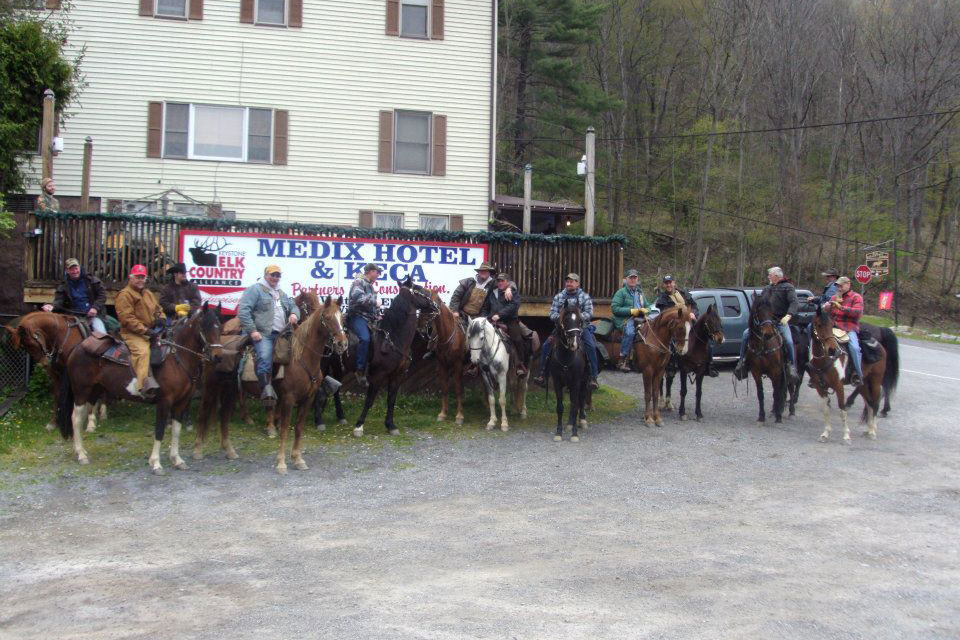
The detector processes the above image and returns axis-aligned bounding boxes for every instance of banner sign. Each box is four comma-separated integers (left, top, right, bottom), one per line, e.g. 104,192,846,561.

878,291,894,311
866,250,890,276
178,230,488,314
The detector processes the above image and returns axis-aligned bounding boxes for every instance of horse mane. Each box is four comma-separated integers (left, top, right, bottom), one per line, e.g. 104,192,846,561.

292,302,325,361
380,288,414,336
467,317,486,339
750,293,773,322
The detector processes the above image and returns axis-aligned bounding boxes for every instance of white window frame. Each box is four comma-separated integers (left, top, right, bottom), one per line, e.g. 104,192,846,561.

393,110,432,175
419,214,449,230
255,0,287,26
162,103,274,164
373,212,404,229
400,0,430,39
155,0,188,19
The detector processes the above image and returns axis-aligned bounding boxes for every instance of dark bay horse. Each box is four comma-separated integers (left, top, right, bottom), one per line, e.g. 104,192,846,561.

743,295,788,424
632,306,690,427
59,303,223,472
421,291,467,425
807,305,850,443
548,302,589,442
843,323,899,418
4,312,106,433
663,303,725,421
353,278,438,437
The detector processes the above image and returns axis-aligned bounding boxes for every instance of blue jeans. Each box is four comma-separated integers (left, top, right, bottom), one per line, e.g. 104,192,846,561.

846,330,863,378
740,324,795,363
541,324,599,378
88,317,106,334
350,315,371,371
253,331,277,376
619,319,637,357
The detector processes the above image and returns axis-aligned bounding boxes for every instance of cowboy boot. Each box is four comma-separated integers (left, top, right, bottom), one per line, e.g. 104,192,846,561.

733,357,748,381
258,372,277,408
617,357,631,372
140,375,160,401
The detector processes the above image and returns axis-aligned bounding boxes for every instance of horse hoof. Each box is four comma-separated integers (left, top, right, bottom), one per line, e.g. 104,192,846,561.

267,429,277,439
520,411,527,420
45,422,56,432
85,426,96,433
294,460,309,471
174,461,188,471
388,428,400,436
276,466,288,475
679,414,687,422
644,420,654,428
842,437,851,445
225,450,239,460
185,425,193,432
570,436,580,443
865,432,877,440
485,424,494,431
695,416,703,422
818,434,828,443
500,425,509,432
455,416,464,425
553,435,562,442
316,423,326,432
151,467,165,476
78,456,89,465
436,415,445,422
192,451,204,461
244,418,254,426
578,419,587,429
353,427,364,437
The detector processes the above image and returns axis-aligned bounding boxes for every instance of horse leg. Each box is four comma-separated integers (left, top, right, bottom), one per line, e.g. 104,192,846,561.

266,407,277,439
149,404,169,475
334,391,347,425
773,375,785,424
437,372,450,422
863,376,880,440
844,386,859,410
678,371,687,421
313,388,328,431
239,390,254,426
384,379,401,436
497,371,509,431
219,381,239,459
694,374,705,421
169,415,188,471
291,404,309,470
47,371,61,432
818,388,832,442
483,375,498,430
662,372,673,411
836,384,850,445
754,372,766,423
643,371,654,427
654,372,666,427
519,370,529,421
98,401,107,422
192,385,216,460
70,402,91,464
354,384,378,437
276,400,292,474
554,381,564,441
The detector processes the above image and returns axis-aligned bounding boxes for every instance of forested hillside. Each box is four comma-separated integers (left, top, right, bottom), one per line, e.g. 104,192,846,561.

497,0,960,324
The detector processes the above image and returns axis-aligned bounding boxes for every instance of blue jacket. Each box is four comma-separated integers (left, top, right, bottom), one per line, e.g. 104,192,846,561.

549,287,593,323
236,281,300,334
817,281,839,304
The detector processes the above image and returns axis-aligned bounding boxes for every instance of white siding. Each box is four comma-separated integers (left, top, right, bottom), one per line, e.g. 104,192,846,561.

25,0,494,230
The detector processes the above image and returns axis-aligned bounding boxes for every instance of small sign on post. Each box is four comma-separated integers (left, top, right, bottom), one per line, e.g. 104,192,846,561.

878,291,894,311
855,265,873,284
865,250,890,276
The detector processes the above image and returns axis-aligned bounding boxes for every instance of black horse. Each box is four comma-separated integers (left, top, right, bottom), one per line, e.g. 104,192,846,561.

549,301,589,442
352,277,438,437
744,294,789,423
664,303,725,421
843,323,899,417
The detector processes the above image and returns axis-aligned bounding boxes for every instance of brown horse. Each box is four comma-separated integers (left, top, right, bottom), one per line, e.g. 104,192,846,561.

4,312,107,433
807,304,850,443
743,295,788,424
631,306,690,427
420,291,467,425
58,303,223,472
663,303,725,421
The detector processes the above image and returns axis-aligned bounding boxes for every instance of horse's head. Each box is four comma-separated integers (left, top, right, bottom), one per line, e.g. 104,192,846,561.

557,300,583,351
666,306,691,355
466,317,489,364
295,290,321,317
15,312,61,366
811,303,839,357
195,301,224,363
702,303,725,344
751,295,778,342
401,280,439,314
322,295,348,355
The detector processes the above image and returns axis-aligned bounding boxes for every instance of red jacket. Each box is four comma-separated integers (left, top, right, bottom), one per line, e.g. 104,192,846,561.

829,289,863,332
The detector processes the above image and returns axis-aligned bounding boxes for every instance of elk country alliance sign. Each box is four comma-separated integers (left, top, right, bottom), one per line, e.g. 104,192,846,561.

179,230,488,314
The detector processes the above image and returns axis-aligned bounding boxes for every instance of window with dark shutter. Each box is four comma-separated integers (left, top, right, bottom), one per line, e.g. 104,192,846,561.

431,0,444,39
45,0,62,9
139,0,154,16
449,215,463,231
385,0,400,35
288,0,303,27
273,110,288,165
240,0,254,23
432,114,446,176
359,211,373,228
147,102,163,158
378,111,394,173
189,0,203,20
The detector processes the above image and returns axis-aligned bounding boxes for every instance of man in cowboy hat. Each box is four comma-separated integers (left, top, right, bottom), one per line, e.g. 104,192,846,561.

159,263,202,321
36,178,59,212
611,268,649,372
449,261,497,321
825,275,865,386
348,262,382,389
534,273,601,390
237,264,300,407
481,272,533,377
654,275,716,376
115,264,162,399
815,268,840,304
43,258,108,334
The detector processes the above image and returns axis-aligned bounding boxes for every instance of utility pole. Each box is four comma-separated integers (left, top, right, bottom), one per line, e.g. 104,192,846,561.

80,137,93,212
522,164,532,234
41,89,55,180
585,126,595,236
893,238,900,327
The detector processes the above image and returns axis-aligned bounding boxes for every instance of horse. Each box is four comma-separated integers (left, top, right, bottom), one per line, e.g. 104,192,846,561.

546,302,589,442
788,324,810,417
4,312,107,433
807,304,850,443
271,295,348,473
420,291,467,425
843,323,899,417
467,317,527,431
663,303,724,421
743,294,788,424
352,278,438,437
58,303,223,473
631,306,690,427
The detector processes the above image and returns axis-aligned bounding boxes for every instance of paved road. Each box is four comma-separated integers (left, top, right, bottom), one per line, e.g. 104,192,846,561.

1,339,958,639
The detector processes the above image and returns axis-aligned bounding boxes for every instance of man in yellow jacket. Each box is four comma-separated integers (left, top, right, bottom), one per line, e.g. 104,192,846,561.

115,264,162,399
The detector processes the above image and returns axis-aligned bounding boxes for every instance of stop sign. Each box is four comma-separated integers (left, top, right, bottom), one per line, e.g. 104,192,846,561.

855,264,873,284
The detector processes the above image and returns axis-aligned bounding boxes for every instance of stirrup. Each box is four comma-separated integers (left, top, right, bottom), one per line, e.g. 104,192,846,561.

533,374,546,387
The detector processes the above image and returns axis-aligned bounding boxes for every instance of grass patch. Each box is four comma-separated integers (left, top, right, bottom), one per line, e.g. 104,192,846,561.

862,314,893,328
863,313,960,344
0,374,635,482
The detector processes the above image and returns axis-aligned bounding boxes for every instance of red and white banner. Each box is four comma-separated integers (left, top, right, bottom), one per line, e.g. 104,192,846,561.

179,230,488,314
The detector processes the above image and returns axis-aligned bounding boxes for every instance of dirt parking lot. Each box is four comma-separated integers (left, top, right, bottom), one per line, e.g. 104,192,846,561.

1,338,958,639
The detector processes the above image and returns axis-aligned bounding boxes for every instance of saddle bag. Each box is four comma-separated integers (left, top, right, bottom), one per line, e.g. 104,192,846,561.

215,334,250,374
273,332,292,365
592,317,615,340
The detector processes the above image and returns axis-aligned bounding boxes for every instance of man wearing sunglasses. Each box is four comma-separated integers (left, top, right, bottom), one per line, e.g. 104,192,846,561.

237,265,300,407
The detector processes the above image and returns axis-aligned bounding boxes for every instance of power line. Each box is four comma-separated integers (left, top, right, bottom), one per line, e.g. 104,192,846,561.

496,157,958,263
502,108,960,144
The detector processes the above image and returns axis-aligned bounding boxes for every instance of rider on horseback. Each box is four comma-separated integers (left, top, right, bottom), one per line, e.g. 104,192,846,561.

449,261,497,322
480,272,533,377
115,264,162,399
825,275,865,386
237,265,301,407
159,263,201,321
348,262,382,389
533,273,600,391
42,258,108,335
733,266,800,384
611,269,648,372
655,275,717,377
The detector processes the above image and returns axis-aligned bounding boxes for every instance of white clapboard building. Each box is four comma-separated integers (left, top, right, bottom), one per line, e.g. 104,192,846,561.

26,0,496,231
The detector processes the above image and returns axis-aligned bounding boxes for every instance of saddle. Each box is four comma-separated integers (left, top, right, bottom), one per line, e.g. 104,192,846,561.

214,334,250,374
80,332,131,366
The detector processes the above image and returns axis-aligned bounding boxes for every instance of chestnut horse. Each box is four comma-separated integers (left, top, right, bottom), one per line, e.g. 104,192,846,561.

58,303,223,472
743,295,788,424
420,291,467,425
4,312,106,433
663,303,725,421
631,306,690,426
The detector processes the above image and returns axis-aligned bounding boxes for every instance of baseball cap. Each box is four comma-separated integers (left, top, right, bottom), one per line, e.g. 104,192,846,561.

625,269,639,278
65,258,80,269
566,273,580,282
130,264,148,277
264,264,282,275
662,274,674,282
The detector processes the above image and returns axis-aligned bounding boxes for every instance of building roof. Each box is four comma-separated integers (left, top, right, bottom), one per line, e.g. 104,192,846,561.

493,195,586,217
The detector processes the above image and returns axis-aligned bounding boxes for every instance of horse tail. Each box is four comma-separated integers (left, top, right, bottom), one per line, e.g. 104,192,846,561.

56,376,74,440
880,328,899,396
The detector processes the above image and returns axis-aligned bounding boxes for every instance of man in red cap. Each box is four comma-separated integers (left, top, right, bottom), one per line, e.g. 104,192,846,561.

115,264,162,398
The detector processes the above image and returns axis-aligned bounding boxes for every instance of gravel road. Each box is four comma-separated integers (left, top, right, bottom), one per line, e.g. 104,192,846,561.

1,338,958,639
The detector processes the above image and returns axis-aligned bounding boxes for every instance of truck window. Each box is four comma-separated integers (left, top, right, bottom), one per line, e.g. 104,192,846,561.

721,295,742,317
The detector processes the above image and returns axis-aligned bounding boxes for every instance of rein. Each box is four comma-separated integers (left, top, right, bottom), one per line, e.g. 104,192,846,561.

746,318,782,358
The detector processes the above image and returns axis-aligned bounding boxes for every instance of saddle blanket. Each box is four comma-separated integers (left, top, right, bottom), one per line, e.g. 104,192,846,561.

80,333,131,366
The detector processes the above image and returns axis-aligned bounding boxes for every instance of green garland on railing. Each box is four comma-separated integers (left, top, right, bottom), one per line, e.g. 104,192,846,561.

33,211,627,247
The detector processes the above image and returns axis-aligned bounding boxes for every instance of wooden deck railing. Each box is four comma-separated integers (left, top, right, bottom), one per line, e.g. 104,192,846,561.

24,213,625,303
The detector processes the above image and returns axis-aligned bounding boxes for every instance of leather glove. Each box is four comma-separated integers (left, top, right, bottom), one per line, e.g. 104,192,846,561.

780,315,791,326
630,308,642,317
175,303,190,317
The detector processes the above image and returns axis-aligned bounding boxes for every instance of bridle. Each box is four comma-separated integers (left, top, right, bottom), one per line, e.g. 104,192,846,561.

29,316,83,365
468,319,504,362
746,313,782,357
